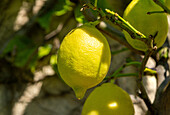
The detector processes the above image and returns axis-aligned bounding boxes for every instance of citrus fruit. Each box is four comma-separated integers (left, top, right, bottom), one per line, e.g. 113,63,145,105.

166,0,170,9
123,0,168,51
159,0,170,10
81,83,134,115
57,24,111,99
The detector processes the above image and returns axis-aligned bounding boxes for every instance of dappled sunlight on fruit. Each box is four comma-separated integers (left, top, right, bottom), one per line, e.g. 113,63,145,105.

82,83,134,115
87,110,99,115
108,102,118,109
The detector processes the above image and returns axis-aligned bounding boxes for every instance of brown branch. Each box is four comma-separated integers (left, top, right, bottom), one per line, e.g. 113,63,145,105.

151,77,170,114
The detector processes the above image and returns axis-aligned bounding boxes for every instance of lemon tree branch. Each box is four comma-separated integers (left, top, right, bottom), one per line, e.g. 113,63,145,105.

83,4,156,51
80,1,169,113
80,2,144,54
105,9,147,42
84,4,147,43
97,24,144,55
80,1,161,113
138,50,155,80
137,49,156,113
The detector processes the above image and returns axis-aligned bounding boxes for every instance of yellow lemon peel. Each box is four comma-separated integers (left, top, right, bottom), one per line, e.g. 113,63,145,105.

57,25,111,99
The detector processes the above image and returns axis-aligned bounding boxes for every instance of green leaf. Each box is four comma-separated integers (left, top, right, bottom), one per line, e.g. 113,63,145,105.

55,0,74,16
158,47,168,59
37,11,54,31
37,0,74,30
74,5,87,24
2,36,32,55
38,44,52,58
50,54,61,77
50,54,57,65
29,54,38,72
50,54,58,72
2,35,37,67
14,47,36,67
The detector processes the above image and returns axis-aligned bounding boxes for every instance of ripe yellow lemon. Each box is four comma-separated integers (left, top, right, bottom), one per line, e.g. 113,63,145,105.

81,83,134,115
123,0,168,51
57,24,111,99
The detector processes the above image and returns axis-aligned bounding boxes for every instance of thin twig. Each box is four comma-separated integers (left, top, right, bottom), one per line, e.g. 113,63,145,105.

97,26,144,55
84,4,148,43
139,50,154,80
115,73,138,78
105,9,147,42
80,2,145,55
111,47,129,55
105,61,141,81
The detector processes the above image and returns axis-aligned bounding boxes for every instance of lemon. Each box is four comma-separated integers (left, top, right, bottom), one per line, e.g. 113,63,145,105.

81,83,134,115
166,0,170,9
57,24,111,99
159,0,170,11
123,0,168,51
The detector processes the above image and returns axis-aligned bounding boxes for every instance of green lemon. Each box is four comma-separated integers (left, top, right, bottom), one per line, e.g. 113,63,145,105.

123,0,168,51
166,0,170,9
159,0,170,9
81,83,134,115
57,24,111,99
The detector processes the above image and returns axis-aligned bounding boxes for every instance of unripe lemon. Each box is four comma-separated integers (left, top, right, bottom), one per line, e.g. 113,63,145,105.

57,25,111,99
81,83,134,115
166,0,170,9
123,0,168,51
158,0,170,12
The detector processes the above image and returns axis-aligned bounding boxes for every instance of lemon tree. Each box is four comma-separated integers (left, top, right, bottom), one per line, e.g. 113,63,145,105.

123,0,168,51
57,24,111,99
81,83,134,115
